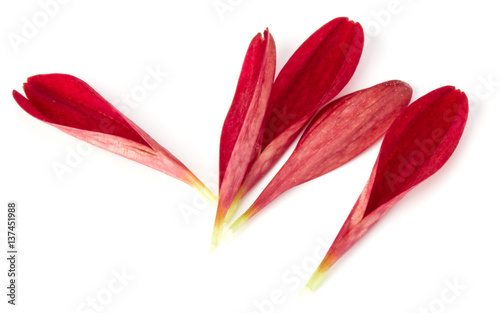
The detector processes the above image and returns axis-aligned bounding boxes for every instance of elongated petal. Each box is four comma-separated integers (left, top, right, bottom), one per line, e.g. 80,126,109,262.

13,74,216,206
306,86,468,291
213,30,276,249
262,17,364,147
227,81,412,234
225,17,364,223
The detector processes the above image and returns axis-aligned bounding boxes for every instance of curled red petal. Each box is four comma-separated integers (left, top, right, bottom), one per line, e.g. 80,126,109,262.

365,86,468,215
306,86,468,291
13,74,216,206
16,74,150,147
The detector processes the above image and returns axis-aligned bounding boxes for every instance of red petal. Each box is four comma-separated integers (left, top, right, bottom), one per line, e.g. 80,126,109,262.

219,30,276,188
365,86,468,215
263,17,364,147
21,74,150,146
213,30,276,249
306,86,468,291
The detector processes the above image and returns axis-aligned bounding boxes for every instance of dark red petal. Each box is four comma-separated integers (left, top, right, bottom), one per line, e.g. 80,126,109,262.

262,17,364,147
306,86,468,291
364,86,469,216
213,29,276,249
19,74,150,147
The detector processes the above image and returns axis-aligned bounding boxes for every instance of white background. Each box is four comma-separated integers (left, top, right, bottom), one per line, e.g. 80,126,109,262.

1,0,499,312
